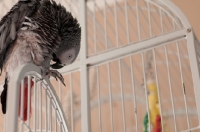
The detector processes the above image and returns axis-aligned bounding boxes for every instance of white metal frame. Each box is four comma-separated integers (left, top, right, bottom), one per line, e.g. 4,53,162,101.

5,64,70,132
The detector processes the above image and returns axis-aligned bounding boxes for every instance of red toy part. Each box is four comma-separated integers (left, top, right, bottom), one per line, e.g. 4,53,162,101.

18,78,34,121
154,115,161,132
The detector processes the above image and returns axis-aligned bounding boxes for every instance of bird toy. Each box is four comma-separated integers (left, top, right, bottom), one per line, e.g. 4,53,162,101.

143,80,162,132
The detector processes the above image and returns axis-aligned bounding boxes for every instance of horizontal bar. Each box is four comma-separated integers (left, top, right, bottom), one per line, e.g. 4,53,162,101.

181,126,200,132
57,29,187,74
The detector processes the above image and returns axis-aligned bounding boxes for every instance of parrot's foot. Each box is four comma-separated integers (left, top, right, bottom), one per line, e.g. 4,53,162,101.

47,70,66,86
36,68,48,83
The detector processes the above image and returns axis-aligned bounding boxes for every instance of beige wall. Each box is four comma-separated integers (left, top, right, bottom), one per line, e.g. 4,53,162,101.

172,0,200,40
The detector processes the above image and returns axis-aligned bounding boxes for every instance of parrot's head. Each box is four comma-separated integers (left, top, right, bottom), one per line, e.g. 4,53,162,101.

50,3,81,69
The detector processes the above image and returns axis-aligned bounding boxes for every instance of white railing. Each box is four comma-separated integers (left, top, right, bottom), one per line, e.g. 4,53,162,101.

5,64,69,132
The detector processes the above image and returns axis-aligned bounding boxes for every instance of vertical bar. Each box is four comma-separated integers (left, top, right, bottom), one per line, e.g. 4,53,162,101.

20,79,24,132
152,49,164,132
159,7,164,34
114,0,119,46
104,0,108,50
107,63,114,132
55,110,57,132
4,115,6,132
93,1,97,54
141,53,151,132
164,45,177,132
27,76,31,126
33,77,37,131
130,56,139,132
59,80,62,103
80,65,91,132
79,0,91,131
39,82,42,131
173,21,190,128
45,90,48,132
97,67,102,132
135,0,141,41
176,42,191,128
70,73,74,132
6,74,20,132
118,60,126,132
79,0,87,60
50,99,52,132
48,97,50,131
176,42,190,129
125,0,130,44
147,1,152,37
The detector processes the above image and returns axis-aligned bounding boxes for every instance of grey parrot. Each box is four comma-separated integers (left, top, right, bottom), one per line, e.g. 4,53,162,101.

0,0,81,118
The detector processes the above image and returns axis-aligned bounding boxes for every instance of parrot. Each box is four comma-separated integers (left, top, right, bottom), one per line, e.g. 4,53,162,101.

0,0,81,121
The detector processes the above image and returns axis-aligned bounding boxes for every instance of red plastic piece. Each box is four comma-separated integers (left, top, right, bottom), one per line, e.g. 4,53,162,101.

154,115,161,132
18,78,34,121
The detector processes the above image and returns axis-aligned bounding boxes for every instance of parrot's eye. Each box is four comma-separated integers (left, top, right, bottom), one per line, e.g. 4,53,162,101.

68,55,72,59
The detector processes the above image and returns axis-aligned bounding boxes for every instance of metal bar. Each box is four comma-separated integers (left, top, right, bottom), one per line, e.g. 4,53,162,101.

4,115,6,132
107,63,114,132
70,73,74,132
160,7,164,34
58,29,187,73
27,76,31,131
81,65,91,132
50,99,52,132
97,67,102,132
20,79,24,132
45,89,48,132
114,0,119,46
47,94,50,132
152,49,164,132
174,21,190,129
104,0,108,50
39,82,42,131
33,77,37,131
141,53,151,132
147,1,152,37
164,45,177,132
86,29,186,66
79,0,87,60
93,1,97,54
118,60,126,132
125,0,130,43
176,42,191,128
55,110,57,132
135,0,141,41
130,56,139,132
79,0,91,131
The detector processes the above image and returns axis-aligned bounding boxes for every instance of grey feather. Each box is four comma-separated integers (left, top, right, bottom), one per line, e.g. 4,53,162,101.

10,22,16,40
0,0,41,72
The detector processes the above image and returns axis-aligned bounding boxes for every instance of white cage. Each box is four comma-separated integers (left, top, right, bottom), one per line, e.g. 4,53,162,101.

0,0,200,132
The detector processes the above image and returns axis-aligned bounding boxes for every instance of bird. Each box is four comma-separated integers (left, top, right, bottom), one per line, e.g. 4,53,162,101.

0,0,81,121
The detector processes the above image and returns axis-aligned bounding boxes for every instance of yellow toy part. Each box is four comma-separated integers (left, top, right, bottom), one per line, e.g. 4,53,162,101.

147,80,160,131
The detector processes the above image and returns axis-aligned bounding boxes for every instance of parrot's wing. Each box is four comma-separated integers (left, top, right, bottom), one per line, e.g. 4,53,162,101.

0,0,41,74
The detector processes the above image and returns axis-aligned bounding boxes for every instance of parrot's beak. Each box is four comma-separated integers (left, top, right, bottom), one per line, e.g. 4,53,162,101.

51,53,65,69
50,62,65,69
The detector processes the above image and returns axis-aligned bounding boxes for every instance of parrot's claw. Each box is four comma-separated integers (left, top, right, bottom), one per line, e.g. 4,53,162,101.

48,70,66,86
36,68,47,83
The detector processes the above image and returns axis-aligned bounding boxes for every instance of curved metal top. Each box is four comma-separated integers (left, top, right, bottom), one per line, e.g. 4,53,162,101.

152,0,191,29
5,63,69,132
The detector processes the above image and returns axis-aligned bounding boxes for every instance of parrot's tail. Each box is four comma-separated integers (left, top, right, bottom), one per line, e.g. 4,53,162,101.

18,78,34,121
